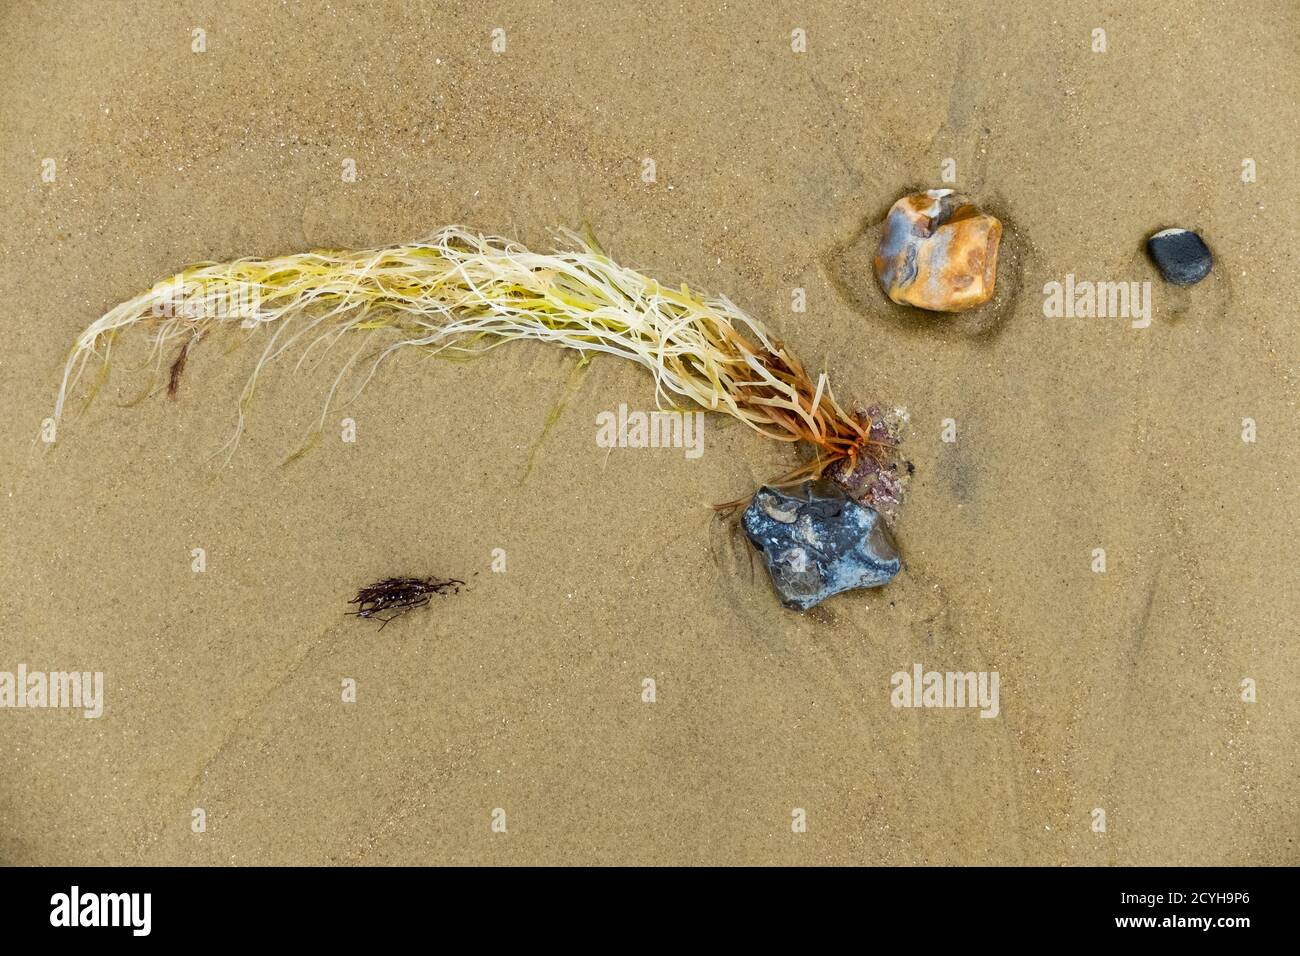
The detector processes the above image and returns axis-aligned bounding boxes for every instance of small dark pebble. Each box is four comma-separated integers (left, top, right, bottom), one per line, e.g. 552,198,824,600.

1146,228,1213,286
741,480,901,612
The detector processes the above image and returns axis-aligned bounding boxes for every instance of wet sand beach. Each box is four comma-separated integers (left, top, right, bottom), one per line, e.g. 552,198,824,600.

0,1,1296,864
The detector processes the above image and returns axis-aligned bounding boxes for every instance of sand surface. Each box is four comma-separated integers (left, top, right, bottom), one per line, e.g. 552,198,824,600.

1,1,1296,865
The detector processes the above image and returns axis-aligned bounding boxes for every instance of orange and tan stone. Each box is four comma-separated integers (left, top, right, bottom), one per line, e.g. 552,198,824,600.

873,189,1002,312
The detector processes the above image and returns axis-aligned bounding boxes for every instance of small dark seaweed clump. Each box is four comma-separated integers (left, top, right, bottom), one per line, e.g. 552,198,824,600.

348,576,464,628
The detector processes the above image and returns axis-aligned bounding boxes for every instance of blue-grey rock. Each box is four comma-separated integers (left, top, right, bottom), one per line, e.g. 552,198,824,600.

1147,228,1213,286
741,481,901,611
